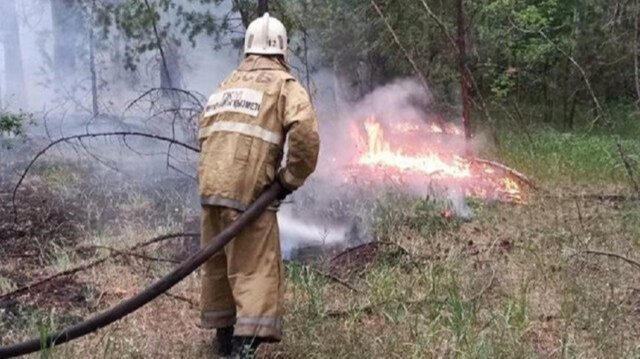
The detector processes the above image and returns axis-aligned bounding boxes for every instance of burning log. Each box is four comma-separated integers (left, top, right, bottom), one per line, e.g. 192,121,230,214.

471,158,537,190
346,116,532,203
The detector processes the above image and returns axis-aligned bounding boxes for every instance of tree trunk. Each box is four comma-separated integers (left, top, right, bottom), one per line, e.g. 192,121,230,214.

160,42,183,95
568,91,578,130
257,0,269,16
233,0,264,28
89,0,99,117
635,0,640,107
140,0,180,103
543,61,551,123
51,0,80,78
562,57,571,129
0,0,27,108
456,0,471,140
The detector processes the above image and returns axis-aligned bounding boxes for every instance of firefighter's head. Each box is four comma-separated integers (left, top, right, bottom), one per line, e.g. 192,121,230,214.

244,13,288,60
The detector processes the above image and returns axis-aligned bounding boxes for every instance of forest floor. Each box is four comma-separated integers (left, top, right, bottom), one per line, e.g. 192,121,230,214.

1,126,640,358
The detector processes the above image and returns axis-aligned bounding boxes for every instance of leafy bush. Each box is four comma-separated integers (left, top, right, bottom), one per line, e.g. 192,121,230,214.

0,110,31,137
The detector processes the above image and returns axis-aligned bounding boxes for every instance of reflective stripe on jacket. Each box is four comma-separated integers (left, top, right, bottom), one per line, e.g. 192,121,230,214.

198,55,320,210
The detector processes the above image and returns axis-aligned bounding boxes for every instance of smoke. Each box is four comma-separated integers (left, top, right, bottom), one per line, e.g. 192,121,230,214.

0,0,239,115
2,1,475,259
0,0,242,176
277,78,478,257
310,78,473,206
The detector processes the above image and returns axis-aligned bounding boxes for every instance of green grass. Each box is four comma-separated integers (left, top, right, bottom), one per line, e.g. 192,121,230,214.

371,191,461,239
284,256,544,358
497,128,640,189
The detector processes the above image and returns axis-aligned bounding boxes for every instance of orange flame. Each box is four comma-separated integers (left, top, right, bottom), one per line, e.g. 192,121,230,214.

358,118,471,178
350,116,525,203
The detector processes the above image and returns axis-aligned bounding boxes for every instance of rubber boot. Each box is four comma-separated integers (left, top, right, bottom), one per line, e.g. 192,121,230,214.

215,326,234,357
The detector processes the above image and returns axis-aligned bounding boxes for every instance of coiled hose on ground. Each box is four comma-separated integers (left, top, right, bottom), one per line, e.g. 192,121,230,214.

0,182,285,359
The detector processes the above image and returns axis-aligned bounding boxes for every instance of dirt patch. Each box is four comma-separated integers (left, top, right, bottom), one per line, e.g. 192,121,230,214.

0,276,92,312
0,179,83,266
0,178,94,334
328,242,410,281
0,275,93,335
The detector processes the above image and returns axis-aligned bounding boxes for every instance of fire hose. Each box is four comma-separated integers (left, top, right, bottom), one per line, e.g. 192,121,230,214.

0,182,285,359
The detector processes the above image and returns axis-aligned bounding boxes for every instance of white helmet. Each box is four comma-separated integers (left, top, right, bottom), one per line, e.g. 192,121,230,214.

244,13,288,58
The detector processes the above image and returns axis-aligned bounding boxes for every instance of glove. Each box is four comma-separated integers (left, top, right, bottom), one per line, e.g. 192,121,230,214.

276,172,294,201
276,181,293,201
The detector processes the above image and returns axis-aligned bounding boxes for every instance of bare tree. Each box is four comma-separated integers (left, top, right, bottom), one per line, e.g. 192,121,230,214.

456,0,471,140
88,0,99,116
160,43,183,94
635,0,640,107
258,0,269,16
0,0,27,107
234,0,269,28
51,0,82,78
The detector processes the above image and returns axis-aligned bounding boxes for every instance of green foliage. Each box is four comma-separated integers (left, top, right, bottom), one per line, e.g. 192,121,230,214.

498,127,640,187
63,0,640,132
96,0,231,72
278,0,639,129
0,111,30,136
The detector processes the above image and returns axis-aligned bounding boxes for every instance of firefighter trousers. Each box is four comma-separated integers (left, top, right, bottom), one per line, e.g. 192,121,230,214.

200,205,284,341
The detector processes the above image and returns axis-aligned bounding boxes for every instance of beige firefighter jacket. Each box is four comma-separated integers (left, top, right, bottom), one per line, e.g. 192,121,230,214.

198,55,320,211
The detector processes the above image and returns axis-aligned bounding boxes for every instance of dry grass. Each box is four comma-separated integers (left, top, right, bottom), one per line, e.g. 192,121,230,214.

280,190,640,358
3,187,638,358
2,131,640,358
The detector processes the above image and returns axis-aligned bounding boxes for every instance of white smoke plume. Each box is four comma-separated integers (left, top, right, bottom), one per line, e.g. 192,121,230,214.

2,1,473,259
278,78,476,256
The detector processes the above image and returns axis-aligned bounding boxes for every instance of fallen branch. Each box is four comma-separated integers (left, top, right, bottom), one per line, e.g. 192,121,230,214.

377,240,413,257
163,292,198,309
541,193,638,202
330,241,386,264
0,233,198,300
0,183,283,357
326,272,494,318
572,249,640,271
11,131,199,222
304,265,360,293
472,158,537,189
83,245,181,264
330,240,416,266
328,240,427,282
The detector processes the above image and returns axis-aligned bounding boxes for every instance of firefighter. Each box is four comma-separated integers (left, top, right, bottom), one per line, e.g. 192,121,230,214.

197,12,320,357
